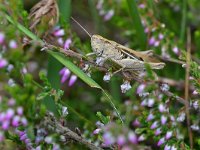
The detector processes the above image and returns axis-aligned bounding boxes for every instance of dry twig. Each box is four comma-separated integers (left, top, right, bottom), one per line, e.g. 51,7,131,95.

43,112,103,150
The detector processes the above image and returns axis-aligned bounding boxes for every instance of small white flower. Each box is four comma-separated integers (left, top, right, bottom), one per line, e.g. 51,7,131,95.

120,81,132,93
147,98,155,107
177,112,185,122
161,115,167,125
138,134,146,142
171,145,177,150
160,84,169,92
8,79,15,87
191,124,199,131
164,144,171,150
95,57,104,66
103,73,111,82
44,136,53,144
165,131,173,140
192,100,199,110
61,106,68,117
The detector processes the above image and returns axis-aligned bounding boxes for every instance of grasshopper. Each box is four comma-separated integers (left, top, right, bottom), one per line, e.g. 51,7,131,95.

71,17,165,80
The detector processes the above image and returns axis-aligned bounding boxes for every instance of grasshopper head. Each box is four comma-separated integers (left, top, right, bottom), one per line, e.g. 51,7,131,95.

91,34,105,55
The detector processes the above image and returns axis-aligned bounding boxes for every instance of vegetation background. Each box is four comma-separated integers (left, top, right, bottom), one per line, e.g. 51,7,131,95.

0,0,200,149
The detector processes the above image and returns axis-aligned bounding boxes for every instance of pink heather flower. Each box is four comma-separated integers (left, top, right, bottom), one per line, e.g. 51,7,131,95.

0,112,6,122
103,132,115,146
0,132,4,142
35,146,41,150
68,75,77,87
104,10,114,21
192,90,198,95
139,4,145,9
138,134,146,142
154,41,160,47
172,47,179,55
9,40,18,49
158,33,164,40
96,0,103,10
64,38,72,50
25,138,31,145
93,128,101,134
22,67,27,74
161,115,167,125
136,84,146,94
158,103,167,113
59,67,71,84
2,120,10,130
53,29,65,37
147,98,155,107
96,121,104,128
157,137,165,146
57,38,64,45
165,131,173,140
132,119,140,127
144,27,149,33
141,99,147,106
12,115,21,127
20,133,27,141
170,115,175,122
148,37,155,45
155,128,162,135
128,132,137,144
147,113,155,121
21,117,28,126
0,32,5,44
177,112,185,122
0,58,8,68
5,108,15,120
117,135,126,146
8,98,16,106
17,107,23,116
150,121,159,129
164,144,171,150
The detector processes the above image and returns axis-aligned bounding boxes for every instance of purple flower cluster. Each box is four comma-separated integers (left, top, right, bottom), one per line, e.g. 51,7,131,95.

59,67,77,86
0,98,28,142
94,122,138,149
15,130,33,150
53,27,72,49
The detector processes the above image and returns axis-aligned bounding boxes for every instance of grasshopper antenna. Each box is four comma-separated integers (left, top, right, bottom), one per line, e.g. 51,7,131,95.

71,17,92,38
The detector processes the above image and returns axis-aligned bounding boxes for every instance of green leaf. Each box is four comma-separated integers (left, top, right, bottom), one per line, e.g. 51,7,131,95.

96,112,110,124
49,51,101,89
126,0,147,49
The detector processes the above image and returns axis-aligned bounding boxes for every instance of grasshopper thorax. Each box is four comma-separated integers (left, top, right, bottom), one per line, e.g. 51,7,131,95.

91,34,105,55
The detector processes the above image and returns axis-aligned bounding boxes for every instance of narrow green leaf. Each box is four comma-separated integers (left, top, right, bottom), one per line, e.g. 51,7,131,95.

126,0,147,49
48,51,101,89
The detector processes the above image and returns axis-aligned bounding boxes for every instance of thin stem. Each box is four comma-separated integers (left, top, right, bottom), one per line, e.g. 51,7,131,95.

185,28,193,149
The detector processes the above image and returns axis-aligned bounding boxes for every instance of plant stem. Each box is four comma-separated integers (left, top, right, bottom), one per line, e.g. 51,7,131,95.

185,28,193,149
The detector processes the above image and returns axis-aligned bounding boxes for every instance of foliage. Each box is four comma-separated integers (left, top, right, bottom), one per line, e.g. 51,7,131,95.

0,0,200,150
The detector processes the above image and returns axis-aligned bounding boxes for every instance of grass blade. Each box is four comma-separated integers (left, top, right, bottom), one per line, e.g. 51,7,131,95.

126,0,147,49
